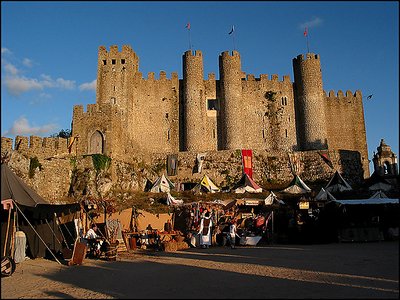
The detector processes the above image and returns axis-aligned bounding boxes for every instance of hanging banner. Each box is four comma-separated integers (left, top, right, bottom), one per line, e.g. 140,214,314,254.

196,153,207,173
167,154,178,176
241,149,253,178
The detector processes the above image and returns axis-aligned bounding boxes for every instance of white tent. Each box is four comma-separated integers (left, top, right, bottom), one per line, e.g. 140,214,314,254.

233,173,263,193
192,174,220,193
166,192,184,206
264,191,285,205
325,171,352,193
315,187,336,201
150,174,175,193
282,175,311,194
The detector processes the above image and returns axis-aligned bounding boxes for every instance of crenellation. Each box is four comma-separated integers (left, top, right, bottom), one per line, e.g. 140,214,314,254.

159,71,167,80
1,137,13,154
15,136,28,151
30,136,43,150
271,74,279,81
246,74,255,81
147,72,155,80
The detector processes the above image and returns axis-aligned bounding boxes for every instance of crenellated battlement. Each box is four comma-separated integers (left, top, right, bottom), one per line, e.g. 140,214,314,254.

242,73,292,84
293,53,320,63
220,50,240,58
1,135,70,158
184,49,202,57
326,89,363,100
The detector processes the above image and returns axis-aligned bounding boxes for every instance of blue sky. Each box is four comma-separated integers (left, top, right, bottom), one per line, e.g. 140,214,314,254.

1,1,398,173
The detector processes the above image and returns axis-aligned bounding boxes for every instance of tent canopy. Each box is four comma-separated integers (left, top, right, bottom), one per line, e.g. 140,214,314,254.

325,171,352,193
150,174,175,193
1,163,48,207
282,175,311,194
329,198,398,205
369,190,388,199
233,173,262,193
264,191,285,205
192,174,220,193
315,187,336,201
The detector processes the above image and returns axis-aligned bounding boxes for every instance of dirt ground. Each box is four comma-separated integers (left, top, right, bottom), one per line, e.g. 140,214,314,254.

1,241,398,299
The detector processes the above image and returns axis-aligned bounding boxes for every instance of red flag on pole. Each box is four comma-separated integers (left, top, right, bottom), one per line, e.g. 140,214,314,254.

185,23,190,30
303,27,308,37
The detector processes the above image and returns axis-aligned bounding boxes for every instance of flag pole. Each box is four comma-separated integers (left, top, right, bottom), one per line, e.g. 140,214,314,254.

188,27,192,50
304,27,310,53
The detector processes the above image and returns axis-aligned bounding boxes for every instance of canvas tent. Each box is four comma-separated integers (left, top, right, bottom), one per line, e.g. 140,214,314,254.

366,173,392,192
233,173,262,193
315,187,336,201
150,174,175,193
282,175,311,194
192,174,220,193
369,190,388,199
325,171,352,193
264,191,285,205
1,163,80,260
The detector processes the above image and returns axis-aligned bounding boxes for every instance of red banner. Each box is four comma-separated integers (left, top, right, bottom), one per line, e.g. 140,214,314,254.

241,149,253,179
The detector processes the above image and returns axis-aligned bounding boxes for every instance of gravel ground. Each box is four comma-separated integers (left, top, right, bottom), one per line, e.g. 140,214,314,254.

1,241,398,299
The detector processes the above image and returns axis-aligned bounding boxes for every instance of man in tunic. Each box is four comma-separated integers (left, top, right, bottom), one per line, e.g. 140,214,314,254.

198,211,212,248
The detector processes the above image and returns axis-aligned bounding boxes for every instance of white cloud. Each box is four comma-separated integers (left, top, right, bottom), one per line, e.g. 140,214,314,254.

4,63,19,76
300,17,323,30
1,48,12,55
22,58,33,67
79,79,97,91
4,116,58,136
4,76,43,96
4,73,76,96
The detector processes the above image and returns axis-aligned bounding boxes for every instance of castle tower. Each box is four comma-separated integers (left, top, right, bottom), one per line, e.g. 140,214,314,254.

373,139,398,176
96,45,138,111
219,50,243,150
182,50,207,151
293,53,328,150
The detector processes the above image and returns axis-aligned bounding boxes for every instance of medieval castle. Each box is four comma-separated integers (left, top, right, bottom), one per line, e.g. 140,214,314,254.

70,45,369,176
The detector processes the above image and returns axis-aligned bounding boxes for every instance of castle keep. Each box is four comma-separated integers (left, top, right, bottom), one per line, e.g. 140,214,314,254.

70,45,369,176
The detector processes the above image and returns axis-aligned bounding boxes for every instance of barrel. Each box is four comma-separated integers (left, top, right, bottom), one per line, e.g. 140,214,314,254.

105,241,119,261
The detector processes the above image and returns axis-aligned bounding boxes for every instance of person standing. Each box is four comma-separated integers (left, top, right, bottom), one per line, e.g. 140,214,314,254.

198,211,212,248
229,220,237,249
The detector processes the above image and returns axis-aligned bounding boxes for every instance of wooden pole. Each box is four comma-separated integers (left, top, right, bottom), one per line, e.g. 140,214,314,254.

3,208,12,257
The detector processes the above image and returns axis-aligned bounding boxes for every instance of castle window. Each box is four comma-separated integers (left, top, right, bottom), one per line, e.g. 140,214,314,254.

165,113,169,119
281,97,288,106
103,60,107,65
111,97,116,104
213,129,216,139
167,129,171,141
113,86,116,91
121,59,125,64
285,129,288,138
288,115,291,122
207,99,218,110
262,129,265,139
112,59,116,65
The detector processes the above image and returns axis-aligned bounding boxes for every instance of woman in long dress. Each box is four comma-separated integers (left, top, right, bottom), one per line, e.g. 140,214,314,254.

198,212,212,248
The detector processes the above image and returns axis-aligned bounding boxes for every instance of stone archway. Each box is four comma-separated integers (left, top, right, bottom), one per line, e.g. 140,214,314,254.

89,130,104,154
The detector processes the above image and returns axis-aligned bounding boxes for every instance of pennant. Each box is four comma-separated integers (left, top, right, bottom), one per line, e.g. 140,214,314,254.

228,25,235,35
303,27,308,37
241,149,253,179
318,152,334,169
185,22,190,30
367,94,373,100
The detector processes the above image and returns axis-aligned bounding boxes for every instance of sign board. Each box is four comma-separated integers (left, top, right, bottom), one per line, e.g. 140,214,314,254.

244,200,260,206
241,213,253,219
298,201,309,210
